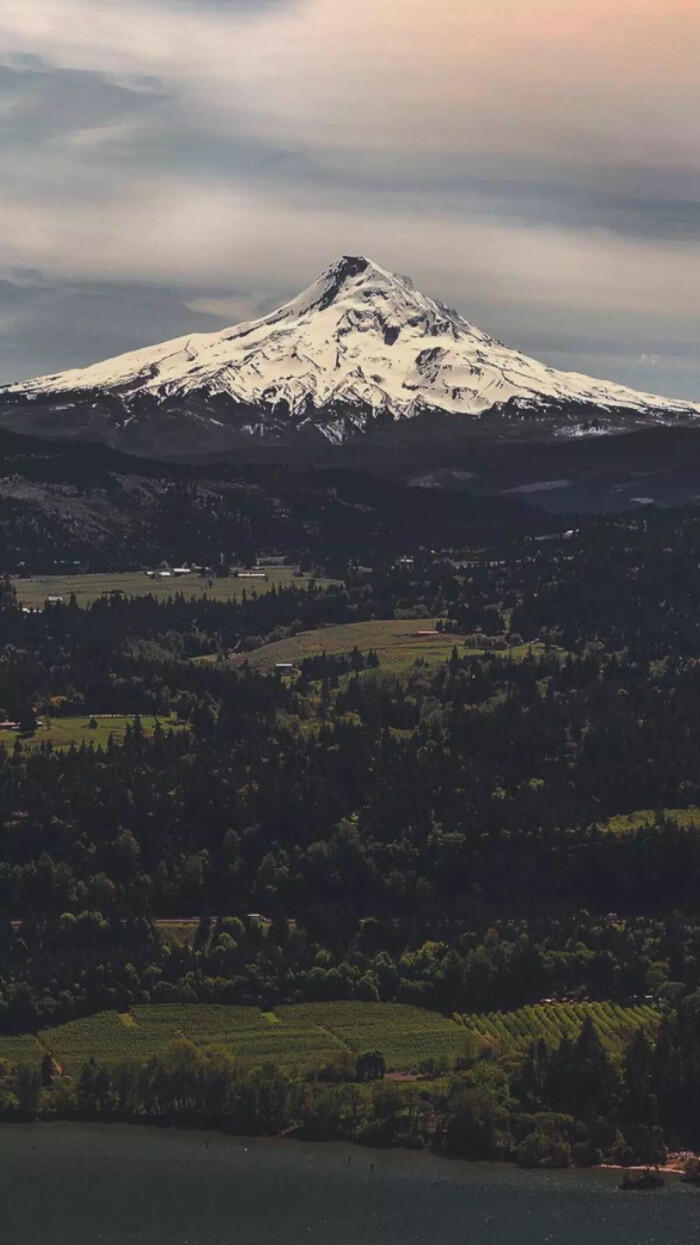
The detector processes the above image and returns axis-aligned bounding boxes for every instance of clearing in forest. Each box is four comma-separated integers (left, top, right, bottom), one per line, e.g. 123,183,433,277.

12,568,336,610
20,714,188,750
223,620,540,674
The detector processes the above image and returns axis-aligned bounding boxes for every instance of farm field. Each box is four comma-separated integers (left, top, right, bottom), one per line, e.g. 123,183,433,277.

12,567,337,609
218,619,545,674
224,619,451,673
21,714,188,750
462,1001,660,1058
0,1033,42,1066
128,1004,348,1070
282,1002,466,1069
0,1000,659,1076
30,1005,347,1076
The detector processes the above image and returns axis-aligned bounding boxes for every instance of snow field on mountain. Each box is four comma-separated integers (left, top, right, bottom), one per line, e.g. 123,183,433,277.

3,255,698,441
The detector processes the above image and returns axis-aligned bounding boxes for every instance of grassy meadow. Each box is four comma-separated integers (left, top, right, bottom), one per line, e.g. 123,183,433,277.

219,619,546,674
228,619,454,673
12,567,336,609
19,714,188,750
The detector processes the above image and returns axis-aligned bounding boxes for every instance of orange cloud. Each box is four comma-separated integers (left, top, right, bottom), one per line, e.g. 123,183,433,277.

229,0,700,167
2,0,698,169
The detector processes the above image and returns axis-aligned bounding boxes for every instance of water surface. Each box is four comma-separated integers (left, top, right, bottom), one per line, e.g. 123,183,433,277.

2,1123,700,1244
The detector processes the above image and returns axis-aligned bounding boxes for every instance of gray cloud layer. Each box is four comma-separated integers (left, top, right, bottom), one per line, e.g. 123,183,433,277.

0,0,698,397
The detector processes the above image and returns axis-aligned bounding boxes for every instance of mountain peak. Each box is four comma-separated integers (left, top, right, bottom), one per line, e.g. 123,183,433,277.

278,255,441,332
326,254,374,280
321,254,415,295
282,254,406,318
1,257,699,454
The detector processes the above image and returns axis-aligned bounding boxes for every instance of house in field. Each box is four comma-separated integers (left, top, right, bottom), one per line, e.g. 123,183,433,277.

416,629,440,637
172,566,192,576
45,595,64,605
274,663,295,672
235,571,268,580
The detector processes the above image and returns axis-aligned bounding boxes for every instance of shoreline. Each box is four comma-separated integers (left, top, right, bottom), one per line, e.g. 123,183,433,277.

601,1155,698,1175
3,1111,695,1176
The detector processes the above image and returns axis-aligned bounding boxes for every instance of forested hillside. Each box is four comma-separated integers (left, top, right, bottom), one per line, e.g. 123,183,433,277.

4,505,700,1162
0,427,549,570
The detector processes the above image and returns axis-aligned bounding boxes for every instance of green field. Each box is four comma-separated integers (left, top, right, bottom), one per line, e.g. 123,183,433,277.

20,714,188,750
31,1005,348,1076
12,568,337,609
0,1000,659,1076
227,619,455,672
0,1033,42,1067
219,620,540,674
462,1002,660,1057
282,1002,466,1068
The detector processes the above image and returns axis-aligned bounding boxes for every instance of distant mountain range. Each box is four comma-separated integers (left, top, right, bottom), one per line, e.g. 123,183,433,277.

1,255,698,456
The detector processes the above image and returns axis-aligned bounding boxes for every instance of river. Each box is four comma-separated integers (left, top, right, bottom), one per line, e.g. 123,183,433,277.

2,1123,699,1244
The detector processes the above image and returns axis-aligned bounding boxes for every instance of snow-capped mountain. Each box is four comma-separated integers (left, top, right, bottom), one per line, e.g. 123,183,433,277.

1,255,698,453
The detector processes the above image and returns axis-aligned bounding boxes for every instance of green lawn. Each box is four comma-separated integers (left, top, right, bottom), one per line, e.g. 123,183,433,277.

22,714,188,750
0,1000,657,1077
12,568,337,609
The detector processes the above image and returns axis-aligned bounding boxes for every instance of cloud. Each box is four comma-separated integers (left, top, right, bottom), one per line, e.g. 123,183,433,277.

223,0,700,172
0,274,225,383
0,0,698,398
66,121,142,148
2,0,699,169
186,294,267,321
1,173,698,323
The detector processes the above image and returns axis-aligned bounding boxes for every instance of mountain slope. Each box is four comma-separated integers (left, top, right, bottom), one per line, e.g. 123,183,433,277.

0,427,556,571
1,255,698,453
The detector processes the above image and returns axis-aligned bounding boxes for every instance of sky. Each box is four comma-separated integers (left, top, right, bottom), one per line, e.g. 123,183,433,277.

0,0,699,397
